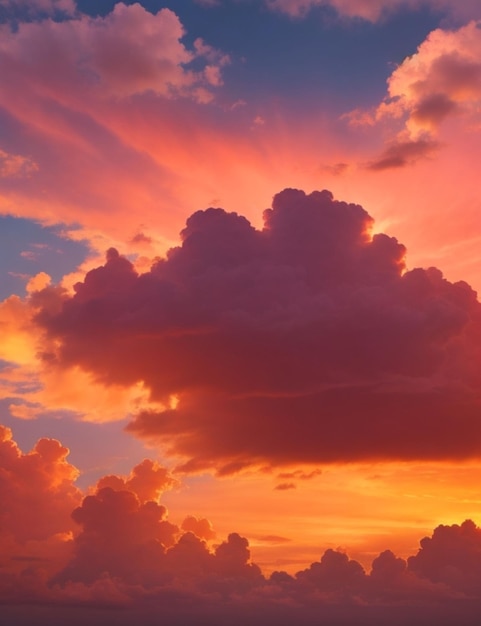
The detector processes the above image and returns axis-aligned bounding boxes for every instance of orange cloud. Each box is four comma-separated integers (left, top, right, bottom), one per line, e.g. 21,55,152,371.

96,458,178,504
0,288,166,424
0,148,38,178
181,515,216,540
0,425,80,543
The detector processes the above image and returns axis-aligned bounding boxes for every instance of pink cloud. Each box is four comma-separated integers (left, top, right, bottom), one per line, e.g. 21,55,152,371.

375,21,481,139
0,3,219,100
31,189,481,472
0,2,236,255
0,149,38,178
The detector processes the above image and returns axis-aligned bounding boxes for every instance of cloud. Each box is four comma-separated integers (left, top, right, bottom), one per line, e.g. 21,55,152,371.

265,0,481,21
265,0,395,20
296,548,367,592
0,2,223,100
54,486,179,585
0,149,38,178
277,469,322,480
55,489,260,590
0,0,75,19
26,271,51,293
408,519,481,594
0,1,239,257
181,515,216,540
257,534,291,543
3,427,481,625
0,425,81,543
0,426,81,590
0,286,168,426
32,188,481,473
95,458,178,503
375,21,481,139
366,139,439,170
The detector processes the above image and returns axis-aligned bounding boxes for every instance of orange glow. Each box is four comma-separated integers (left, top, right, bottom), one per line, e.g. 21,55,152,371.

162,461,481,575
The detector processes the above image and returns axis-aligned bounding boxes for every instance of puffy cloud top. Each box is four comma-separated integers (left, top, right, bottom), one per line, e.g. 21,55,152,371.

0,425,80,542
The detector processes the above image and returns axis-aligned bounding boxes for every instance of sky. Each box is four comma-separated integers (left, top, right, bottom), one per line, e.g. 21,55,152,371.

2,0,481,624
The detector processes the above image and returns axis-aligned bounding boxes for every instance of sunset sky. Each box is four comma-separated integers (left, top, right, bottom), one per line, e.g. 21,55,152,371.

2,1,481,624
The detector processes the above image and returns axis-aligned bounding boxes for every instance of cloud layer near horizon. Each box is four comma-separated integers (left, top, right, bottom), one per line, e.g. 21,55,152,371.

31,188,481,473
2,426,481,626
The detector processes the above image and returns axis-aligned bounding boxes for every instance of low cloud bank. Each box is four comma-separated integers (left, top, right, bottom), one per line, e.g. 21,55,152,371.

2,427,481,625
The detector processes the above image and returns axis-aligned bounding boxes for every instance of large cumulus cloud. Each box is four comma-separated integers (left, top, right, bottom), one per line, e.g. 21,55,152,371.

32,188,481,473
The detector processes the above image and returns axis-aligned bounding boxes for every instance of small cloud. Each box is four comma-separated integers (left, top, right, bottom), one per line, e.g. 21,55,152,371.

275,482,297,491
257,534,292,543
130,232,153,245
8,402,43,420
366,139,440,171
341,108,376,127
229,99,247,111
319,162,349,176
277,469,322,481
0,149,38,178
20,250,38,261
